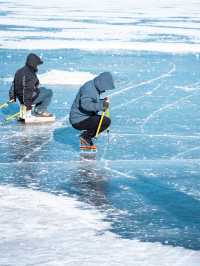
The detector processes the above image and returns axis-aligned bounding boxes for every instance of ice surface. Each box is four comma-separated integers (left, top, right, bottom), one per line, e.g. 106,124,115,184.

0,0,200,52
1,0,200,265
0,185,200,266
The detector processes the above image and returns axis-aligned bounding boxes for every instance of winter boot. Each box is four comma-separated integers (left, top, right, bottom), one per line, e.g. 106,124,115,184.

80,132,94,146
34,110,53,117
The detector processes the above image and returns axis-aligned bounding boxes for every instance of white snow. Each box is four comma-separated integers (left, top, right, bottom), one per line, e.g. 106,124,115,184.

0,185,199,266
0,0,200,52
38,70,95,85
0,70,96,85
2,40,200,53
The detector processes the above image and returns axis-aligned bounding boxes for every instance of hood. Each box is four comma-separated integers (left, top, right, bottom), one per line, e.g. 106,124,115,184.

26,53,43,71
94,72,115,93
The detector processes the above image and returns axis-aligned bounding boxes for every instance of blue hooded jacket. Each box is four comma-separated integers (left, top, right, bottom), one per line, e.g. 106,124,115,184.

69,72,115,125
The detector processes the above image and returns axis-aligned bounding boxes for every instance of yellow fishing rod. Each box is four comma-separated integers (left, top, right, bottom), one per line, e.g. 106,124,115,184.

0,100,15,110
1,111,20,125
95,111,105,138
96,96,111,139
105,108,110,144
0,102,9,109
95,99,110,140
0,100,19,124
0,101,11,109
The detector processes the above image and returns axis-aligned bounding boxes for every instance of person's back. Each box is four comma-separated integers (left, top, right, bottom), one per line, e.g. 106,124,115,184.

69,79,100,125
13,64,40,108
9,53,53,117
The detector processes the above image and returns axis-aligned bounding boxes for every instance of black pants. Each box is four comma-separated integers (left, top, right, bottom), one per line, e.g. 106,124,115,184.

72,115,111,138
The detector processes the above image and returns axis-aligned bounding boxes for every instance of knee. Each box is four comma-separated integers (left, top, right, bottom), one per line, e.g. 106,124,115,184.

47,89,53,97
40,87,53,97
72,123,81,131
45,89,53,99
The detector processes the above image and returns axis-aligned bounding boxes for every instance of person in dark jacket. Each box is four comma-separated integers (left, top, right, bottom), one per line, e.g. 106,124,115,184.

69,72,115,146
9,53,53,117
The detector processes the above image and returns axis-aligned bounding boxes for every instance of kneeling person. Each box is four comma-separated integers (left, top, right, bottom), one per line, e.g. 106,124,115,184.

9,53,53,117
69,72,115,146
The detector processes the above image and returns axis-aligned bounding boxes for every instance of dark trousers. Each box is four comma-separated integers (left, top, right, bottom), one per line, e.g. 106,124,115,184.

72,115,111,138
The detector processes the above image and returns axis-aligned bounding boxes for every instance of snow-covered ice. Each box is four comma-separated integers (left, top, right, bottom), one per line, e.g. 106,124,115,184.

0,185,200,266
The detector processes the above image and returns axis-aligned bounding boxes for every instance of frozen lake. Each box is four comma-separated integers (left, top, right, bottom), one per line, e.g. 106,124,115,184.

0,0,200,265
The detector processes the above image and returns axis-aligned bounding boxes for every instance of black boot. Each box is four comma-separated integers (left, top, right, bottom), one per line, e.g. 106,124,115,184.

80,132,94,146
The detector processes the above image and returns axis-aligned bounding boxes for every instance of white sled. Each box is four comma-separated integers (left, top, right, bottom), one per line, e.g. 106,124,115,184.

19,104,55,124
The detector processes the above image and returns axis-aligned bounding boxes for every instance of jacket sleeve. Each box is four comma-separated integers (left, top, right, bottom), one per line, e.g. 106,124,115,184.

9,81,16,102
80,87,104,113
22,74,35,110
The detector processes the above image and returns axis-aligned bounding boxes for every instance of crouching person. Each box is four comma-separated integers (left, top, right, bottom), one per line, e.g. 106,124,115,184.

69,72,115,146
9,53,53,117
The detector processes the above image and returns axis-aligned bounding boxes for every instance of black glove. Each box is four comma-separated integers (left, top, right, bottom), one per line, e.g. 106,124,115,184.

103,98,109,111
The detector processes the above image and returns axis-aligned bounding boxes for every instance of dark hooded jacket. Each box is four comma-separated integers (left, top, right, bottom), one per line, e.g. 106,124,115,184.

69,72,115,125
9,53,43,110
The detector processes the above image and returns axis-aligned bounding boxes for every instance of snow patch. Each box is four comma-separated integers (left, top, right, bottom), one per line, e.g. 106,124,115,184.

0,70,96,86
39,70,95,85
0,185,199,266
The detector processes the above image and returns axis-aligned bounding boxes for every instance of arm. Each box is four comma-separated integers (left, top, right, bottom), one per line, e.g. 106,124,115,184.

22,74,36,110
9,81,16,102
80,87,104,113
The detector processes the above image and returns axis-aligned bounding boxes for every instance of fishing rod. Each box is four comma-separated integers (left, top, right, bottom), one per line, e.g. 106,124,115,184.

0,100,14,110
95,98,110,144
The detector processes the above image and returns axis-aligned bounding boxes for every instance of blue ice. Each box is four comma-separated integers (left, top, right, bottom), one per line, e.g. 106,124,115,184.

0,1,200,264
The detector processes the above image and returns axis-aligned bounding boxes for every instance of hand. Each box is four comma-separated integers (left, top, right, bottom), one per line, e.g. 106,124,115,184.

103,97,109,111
9,99,15,103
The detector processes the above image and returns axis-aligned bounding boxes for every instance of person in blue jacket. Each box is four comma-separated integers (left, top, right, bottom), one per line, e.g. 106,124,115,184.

69,72,115,146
